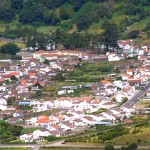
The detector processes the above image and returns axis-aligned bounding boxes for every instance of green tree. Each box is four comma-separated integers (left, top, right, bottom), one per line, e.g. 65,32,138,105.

35,90,42,97
53,72,65,81
19,2,46,24
34,82,42,89
44,135,59,141
8,125,23,136
104,145,115,150
0,43,20,55
127,30,140,39
11,0,24,11
0,0,14,21
102,20,119,51
7,97,16,105
123,97,128,102
10,75,17,81
43,59,50,65
144,22,150,31
127,143,138,150
76,16,92,31
59,4,74,20
0,120,23,143
121,143,138,150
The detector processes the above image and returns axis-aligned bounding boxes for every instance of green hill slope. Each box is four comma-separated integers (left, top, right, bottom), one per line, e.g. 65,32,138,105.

0,0,149,35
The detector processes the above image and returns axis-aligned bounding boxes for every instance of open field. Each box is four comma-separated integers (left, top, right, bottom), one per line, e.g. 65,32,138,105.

0,40,26,49
87,20,103,34
130,17,150,31
37,26,59,34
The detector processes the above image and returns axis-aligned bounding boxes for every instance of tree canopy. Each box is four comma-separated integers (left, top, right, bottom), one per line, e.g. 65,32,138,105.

0,120,23,143
0,43,20,55
101,20,119,50
104,145,115,150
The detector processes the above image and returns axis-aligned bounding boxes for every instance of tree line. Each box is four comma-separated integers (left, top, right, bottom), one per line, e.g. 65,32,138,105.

25,20,119,51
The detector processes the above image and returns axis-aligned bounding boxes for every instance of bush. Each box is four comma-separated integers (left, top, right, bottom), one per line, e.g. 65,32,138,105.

137,139,141,143
44,135,60,142
127,30,140,39
53,72,65,81
0,43,20,55
104,145,115,150
101,127,129,141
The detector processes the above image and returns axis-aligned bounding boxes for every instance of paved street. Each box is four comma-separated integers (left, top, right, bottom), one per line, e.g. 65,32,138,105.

123,81,150,107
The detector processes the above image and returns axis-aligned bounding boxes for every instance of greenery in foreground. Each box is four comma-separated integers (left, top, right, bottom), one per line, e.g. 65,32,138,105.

40,147,104,150
0,147,30,150
40,143,138,150
65,125,129,143
0,120,23,144
64,117,150,145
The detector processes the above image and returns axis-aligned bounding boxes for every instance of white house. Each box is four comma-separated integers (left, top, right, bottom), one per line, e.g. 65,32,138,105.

20,133,34,143
106,52,122,61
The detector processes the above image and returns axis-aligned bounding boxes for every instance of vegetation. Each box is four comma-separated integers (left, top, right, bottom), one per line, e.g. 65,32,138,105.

43,59,50,65
0,0,149,34
0,43,20,55
21,127,40,134
91,108,108,115
0,0,149,49
101,126,129,141
40,147,104,150
104,143,138,150
65,125,129,143
66,61,114,82
120,143,138,150
101,20,119,50
104,145,115,150
117,97,128,107
64,120,150,145
0,53,22,60
0,120,23,143
7,97,16,105
0,148,28,150
52,72,66,81
44,135,61,142
10,75,17,81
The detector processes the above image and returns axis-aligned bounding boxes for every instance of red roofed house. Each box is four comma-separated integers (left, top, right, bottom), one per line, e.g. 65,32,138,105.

35,115,55,128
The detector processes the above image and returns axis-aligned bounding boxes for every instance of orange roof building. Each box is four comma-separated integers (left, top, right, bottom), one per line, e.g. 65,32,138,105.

101,80,112,84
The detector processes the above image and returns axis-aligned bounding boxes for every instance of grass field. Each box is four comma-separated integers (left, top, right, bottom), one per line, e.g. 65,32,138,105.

0,40,26,49
87,20,103,34
130,17,150,31
0,23,6,32
37,26,59,34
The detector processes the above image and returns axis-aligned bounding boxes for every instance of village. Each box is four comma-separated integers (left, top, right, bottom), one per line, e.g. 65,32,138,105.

0,39,150,143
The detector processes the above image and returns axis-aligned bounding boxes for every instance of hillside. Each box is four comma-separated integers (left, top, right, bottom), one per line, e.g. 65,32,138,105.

0,0,150,35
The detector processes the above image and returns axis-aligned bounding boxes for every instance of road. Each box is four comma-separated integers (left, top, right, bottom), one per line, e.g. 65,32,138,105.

1,141,150,150
123,81,150,107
